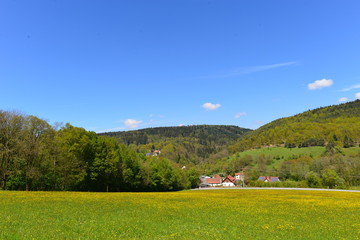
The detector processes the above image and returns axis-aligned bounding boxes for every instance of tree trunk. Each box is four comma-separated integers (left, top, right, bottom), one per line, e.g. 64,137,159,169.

2,173,7,190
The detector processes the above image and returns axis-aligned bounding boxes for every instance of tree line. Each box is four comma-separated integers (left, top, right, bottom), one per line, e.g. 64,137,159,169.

0,111,197,191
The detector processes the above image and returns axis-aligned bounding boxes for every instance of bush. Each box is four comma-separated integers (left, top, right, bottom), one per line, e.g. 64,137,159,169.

321,168,345,189
305,171,323,188
247,180,308,188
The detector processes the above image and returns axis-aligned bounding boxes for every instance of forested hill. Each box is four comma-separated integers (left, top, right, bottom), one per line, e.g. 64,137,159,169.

99,125,251,145
230,100,360,152
99,125,252,164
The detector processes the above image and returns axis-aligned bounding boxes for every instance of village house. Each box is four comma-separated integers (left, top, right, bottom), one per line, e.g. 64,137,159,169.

258,176,280,182
145,149,161,157
235,172,244,182
222,175,237,187
200,174,242,187
200,175,222,187
206,174,222,187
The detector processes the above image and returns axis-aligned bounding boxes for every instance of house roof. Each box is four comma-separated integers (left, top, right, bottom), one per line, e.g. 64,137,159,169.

235,172,243,176
222,175,236,184
206,178,222,184
270,177,279,182
258,176,280,182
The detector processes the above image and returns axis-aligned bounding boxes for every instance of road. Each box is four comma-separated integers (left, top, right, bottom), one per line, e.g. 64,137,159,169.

192,187,360,192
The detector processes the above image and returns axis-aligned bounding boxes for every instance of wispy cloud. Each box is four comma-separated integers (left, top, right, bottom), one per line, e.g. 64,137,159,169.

338,97,348,103
234,112,247,119
201,61,298,79
307,79,333,90
340,84,360,92
356,93,360,100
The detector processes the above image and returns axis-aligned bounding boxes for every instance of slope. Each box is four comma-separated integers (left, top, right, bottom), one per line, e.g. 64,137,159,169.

99,125,252,164
230,100,360,152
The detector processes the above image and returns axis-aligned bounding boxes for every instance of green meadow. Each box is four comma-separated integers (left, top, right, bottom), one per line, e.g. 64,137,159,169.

1,189,360,239
229,146,360,168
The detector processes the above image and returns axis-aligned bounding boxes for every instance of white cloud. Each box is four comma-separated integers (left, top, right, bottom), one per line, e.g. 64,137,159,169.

308,79,333,90
338,97,348,103
341,84,360,92
356,93,360,100
124,119,142,129
202,102,221,111
234,112,247,118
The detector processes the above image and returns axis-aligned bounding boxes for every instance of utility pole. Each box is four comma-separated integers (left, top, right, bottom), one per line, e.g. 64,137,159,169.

241,167,245,187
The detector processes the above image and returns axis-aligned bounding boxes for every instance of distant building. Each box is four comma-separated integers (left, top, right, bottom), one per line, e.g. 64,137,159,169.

199,173,246,188
258,176,280,182
222,175,237,187
235,172,244,182
146,149,161,157
199,175,222,187
206,175,222,187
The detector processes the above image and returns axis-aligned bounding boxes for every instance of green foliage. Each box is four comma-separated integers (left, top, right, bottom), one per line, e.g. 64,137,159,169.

2,99,360,191
321,168,345,189
99,125,251,164
305,171,322,188
203,145,360,188
248,180,308,188
187,167,201,188
230,100,360,152
0,111,193,192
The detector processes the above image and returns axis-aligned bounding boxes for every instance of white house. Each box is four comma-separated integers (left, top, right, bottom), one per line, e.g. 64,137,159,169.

235,172,244,182
222,175,236,187
204,174,222,187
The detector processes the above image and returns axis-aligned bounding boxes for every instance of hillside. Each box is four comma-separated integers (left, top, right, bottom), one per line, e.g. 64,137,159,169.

230,100,360,152
99,125,252,164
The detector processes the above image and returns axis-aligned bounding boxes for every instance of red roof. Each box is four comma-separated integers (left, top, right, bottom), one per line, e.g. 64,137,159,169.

222,175,236,184
235,172,243,176
205,178,222,184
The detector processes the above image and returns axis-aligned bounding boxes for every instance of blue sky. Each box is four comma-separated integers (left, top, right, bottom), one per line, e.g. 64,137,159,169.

1,0,360,132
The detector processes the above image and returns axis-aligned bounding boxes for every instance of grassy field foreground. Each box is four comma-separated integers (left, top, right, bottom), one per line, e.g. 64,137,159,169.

1,190,360,239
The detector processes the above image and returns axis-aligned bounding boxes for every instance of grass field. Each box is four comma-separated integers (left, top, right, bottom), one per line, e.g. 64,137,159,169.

229,146,360,168
235,146,325,159
1,189,360,239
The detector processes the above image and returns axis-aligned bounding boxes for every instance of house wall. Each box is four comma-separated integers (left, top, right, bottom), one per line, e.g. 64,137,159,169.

210,183,222,187
222,181,235,187
235,175,244,181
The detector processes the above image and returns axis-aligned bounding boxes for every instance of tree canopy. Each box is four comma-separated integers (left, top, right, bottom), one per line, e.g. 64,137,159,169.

0,111,191,191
